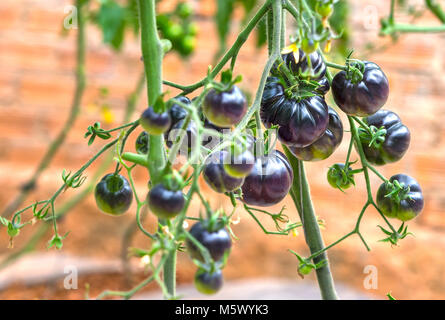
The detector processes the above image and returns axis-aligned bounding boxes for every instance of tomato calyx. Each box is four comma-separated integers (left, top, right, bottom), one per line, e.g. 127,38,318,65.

384,179,413,204
344,57,365,83
358,124,387,149
377,222,413,246
208,69,243,93
327,163,356,191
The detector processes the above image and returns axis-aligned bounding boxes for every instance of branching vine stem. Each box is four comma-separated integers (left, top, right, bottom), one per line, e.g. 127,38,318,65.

1,0,87,218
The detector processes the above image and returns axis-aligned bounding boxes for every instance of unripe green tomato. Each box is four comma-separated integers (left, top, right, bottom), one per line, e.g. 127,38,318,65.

316,2,334,18
186,22,199,36
327,164,353,190
301,38,319,54
165,23,183,41
179,35,196,56
298,263,313,275
177,2,193,19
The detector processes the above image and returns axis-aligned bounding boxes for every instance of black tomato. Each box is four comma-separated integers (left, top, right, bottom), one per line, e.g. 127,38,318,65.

223,149,255,178
332,61,389,117
186,221,232,262
360,109,410,165
261,76,329,147
241,150,293,207
203,85,247,127
164,96,198,152
376,174,424,221
135,131,149,155
316,77,331,95
289,107,343,161
280,49,326,80
95,173,133,216
203,151,244,193
194,269,223,295
147,183,185,219
140,107,171,135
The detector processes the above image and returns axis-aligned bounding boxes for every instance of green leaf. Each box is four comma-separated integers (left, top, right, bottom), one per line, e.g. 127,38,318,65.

216,0,236,44
255,17,267,48
97,0,126,51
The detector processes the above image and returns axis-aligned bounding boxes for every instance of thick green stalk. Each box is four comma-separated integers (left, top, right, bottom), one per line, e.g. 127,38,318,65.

137,0,174,298
138,0,166,183
284,147,339,300
1,0,87,218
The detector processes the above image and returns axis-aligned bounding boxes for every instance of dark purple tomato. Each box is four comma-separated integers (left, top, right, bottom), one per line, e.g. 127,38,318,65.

194,269,223,295
140,107,171,135
203,151,244,193
95,173,133,216
360,109,410,165
332,61,389,117
280,49,326,80
376,174,424,221
203,85,247,127
261,76,329,147
135,131,149,155
186,221,232,262
223,150,255,178
289,107,343,161
169,95,190,125
316,77,330,95
241,150,293,207
165,118,198,152
147,183,185,219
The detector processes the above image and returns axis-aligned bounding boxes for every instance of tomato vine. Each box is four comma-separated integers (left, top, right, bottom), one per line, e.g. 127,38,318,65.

3,0,441,300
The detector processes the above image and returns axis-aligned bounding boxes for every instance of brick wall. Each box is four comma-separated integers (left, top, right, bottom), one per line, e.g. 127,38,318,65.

1,0,445,299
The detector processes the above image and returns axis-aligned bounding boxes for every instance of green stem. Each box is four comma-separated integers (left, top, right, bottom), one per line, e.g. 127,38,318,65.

382,23,445,35
284,148,339,300
1,0,87,218
138,0,166,184
163,0,272,94
137,0,175,298
389,0,396,24
325,61,348,71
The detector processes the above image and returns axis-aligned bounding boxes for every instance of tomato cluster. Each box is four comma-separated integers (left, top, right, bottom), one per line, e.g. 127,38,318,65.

157,2,197,57
327,54,423,222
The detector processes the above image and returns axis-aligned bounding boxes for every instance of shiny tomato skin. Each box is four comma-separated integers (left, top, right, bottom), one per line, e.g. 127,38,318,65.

332,61,389,117
95,174,133,216
241,150,293,207
289,106,343,161
280,49,326,80
360,109,410,165
203,85,247,127
186,221,232,262
376,174,424,221
203,151,244,193
147,184,185,219
140,107,171,135
261,77,329,148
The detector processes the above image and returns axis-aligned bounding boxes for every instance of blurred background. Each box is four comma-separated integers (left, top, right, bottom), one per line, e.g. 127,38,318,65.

0,0,444,300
